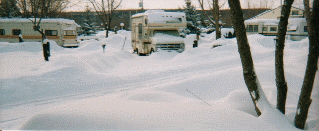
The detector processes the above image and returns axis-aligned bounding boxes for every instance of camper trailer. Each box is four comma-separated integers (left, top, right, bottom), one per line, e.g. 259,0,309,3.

131,10,187,55
286,18,308,41
244,19,280,36
0,18,80,47
244,18,308,40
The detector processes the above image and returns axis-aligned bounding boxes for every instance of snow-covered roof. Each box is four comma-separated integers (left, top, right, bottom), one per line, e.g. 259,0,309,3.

132,10,186,24
249,5,305,20
0,18,78,25
288,18,306,24
245,19,279,25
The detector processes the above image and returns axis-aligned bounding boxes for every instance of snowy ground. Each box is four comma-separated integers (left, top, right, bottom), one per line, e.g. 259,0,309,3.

0,30,318,130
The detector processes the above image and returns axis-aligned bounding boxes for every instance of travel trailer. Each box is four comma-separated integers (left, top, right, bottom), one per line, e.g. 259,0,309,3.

0,18,80,47
244,18,308,41
131,10,187,55
286,18,308,41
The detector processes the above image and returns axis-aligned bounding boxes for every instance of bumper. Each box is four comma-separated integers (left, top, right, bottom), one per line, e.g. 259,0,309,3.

156,43,185,51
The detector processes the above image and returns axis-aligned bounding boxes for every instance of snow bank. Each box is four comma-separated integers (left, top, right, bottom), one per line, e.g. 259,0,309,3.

19,91,271,130
1,30,318,130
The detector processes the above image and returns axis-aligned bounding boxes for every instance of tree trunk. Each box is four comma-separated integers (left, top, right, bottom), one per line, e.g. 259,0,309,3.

213,0,221,39
294,0,319,129
275,0,294,114
228,0,273,116
303,0,311,33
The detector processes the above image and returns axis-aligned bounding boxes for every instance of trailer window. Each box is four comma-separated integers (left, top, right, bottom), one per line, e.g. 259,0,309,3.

246,25,258,32
291,10,299,15
64,30,75,36
270,27,277,31
0,29,5,35
45,30,58,36
12,29,21,35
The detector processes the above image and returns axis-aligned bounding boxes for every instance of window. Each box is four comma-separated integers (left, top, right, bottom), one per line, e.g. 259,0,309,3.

145,19,148,25
138,23,142,39
154,30,179,37
291,10,299,15
45,30,58,36
64,30,75,36
246,25,253,32
253,25,258,32
246,25,258,32
270,27,277,31
304,26,308,32
0,29,5,35
12,29,21,35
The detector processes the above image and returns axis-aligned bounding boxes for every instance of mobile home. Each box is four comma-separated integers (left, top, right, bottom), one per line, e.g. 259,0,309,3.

244,18,308,41
131,10,187,55
0,18,80,47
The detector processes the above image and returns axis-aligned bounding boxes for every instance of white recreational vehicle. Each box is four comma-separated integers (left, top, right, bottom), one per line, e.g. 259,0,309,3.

131,10,187,55
244,18,308,41
0,18,80,47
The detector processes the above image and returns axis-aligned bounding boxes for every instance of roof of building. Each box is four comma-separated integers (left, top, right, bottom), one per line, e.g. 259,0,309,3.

248,5,305,20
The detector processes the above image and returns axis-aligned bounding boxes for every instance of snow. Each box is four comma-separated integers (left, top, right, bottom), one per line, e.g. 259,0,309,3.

0,29,318,130
0,18,78,25
152,33,184,44
132,10,186,24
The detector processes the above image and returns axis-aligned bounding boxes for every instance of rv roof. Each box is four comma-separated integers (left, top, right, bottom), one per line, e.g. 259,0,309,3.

288,18,306,24
132,10,186,24
0,18,78,25
245,19,279,25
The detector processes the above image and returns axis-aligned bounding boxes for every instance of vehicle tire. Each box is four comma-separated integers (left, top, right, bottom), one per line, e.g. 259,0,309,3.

137,49,142,56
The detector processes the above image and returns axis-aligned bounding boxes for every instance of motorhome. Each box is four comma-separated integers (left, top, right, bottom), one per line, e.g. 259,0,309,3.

0,18,80,47
244,18,308,41
131,10,187,55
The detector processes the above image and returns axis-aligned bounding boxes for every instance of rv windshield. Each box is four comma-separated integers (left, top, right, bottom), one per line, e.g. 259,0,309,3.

153,30,179,37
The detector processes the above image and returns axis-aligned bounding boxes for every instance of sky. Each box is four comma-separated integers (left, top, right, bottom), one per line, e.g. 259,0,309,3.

68,0,305,12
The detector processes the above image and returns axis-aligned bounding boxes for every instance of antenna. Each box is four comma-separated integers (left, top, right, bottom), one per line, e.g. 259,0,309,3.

186,89,211,106
139,0,144,10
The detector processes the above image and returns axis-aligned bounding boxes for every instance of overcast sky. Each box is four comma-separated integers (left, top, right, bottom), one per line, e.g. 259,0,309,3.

68,0,304,12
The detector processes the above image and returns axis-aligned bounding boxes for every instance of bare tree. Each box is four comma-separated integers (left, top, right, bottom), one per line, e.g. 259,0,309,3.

16,0,70,39
0,0,21,17
275,0,294,115
89,0,122,38
228,0,319,128
294,0,319,129
227,0,273,116
198,0,226,39
17,0,71,18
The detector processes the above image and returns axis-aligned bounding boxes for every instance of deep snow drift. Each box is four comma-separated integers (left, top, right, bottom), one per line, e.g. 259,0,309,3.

0,30,318,130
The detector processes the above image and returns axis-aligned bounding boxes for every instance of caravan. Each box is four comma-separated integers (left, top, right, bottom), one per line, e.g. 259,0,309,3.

0,18,80,47
131,10,187,55
244,18,308,41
